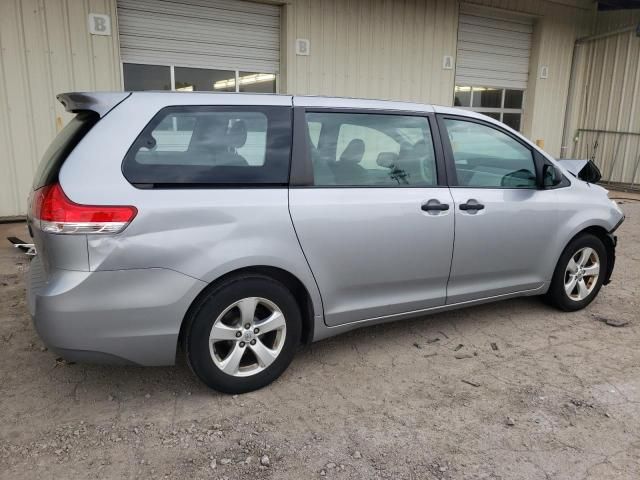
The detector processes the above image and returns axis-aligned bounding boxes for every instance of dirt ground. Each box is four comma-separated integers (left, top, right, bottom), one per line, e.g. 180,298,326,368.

0,194,638,480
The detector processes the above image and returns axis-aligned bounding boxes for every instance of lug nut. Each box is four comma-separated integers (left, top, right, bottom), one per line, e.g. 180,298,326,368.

253,328,259,334
239,341,246,347
235,331,242,338
250,339,256,345
244,323,251,330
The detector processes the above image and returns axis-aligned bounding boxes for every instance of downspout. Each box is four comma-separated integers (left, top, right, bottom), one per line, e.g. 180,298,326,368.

560,41,582,159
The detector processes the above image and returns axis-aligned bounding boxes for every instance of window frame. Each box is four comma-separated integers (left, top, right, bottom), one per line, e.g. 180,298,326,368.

453,86,525,131
120,61,279,93
289,107,448,188
121,105,292,189
436,114,547,190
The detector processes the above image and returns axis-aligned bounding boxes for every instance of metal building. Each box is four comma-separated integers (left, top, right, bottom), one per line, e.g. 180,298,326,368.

566,8,640,188
0,0,639,218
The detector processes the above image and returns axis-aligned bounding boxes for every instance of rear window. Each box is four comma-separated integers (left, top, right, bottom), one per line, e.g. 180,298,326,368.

33,111,99,189
122,106,292,186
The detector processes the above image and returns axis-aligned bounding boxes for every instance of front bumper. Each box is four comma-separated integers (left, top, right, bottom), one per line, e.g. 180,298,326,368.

603,233,617,286
28,257,205,365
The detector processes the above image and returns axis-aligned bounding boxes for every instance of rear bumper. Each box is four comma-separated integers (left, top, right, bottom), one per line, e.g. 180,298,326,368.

27,257,205,366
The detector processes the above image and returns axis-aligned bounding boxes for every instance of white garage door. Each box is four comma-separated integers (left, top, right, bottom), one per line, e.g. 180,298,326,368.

455,9,532,90
453,7,532,131
117,0,280,92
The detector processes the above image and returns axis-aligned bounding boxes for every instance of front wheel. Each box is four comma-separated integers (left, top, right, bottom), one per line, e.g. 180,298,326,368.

185,275,302,394
546,233,607,311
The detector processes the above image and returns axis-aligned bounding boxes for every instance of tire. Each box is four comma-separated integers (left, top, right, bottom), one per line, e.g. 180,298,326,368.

546,233,608,312
185,274,302,394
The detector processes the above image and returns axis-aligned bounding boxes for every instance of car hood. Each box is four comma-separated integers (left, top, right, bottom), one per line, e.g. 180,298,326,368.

558,159,590,177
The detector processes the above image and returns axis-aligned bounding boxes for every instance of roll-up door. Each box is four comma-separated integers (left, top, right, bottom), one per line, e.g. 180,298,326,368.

117,0,280,75
455,8,532,89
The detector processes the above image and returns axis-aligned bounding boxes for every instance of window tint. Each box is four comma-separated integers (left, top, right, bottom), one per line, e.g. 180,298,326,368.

123,106,291,186
307,121,322,148
123,64,171,91
472,87,501,108
502,113,521,131
504,89,524,109
33,111,99,189
454,86,471,107
444,119,536,188
306,113,437,187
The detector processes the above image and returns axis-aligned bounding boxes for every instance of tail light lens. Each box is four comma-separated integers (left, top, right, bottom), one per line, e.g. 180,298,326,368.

31,183,137,234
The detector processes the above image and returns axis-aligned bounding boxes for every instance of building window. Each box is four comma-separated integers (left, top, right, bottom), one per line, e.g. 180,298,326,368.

453,86,524,132
174,67,236,92
122,63,277,93
238,72,277,93
123,64,171,91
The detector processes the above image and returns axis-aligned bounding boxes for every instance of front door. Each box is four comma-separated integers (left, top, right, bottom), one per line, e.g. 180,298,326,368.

438,115,560,304
289,109,454,326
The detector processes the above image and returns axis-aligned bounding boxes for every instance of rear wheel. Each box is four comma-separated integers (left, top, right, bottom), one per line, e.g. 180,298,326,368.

185,275,301,393
546,233,607,311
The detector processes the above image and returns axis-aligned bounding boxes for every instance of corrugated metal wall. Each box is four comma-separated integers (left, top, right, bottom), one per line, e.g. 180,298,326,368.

283,0,594,158
569,9,640,186
467,0,593,156
0,0,598,217
282,0,459,105
0,0,121,218
594,8,640,34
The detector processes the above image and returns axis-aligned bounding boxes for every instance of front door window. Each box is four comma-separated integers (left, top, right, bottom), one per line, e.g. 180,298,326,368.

443,118,536,188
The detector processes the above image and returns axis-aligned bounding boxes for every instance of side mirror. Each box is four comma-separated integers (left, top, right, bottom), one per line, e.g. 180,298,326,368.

557,159,602,184
542,164,563,188
578,160,602,184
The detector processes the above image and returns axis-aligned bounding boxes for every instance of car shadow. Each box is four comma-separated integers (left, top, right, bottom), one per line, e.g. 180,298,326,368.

47,295,556,398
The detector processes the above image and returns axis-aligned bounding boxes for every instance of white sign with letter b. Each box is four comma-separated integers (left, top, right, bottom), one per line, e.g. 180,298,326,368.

88,13,111,36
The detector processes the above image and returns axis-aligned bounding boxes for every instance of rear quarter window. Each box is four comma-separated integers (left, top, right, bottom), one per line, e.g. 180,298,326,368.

33,111,99,189
122,106,292,186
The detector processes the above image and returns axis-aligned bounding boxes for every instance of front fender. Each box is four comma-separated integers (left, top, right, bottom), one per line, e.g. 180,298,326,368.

548,184,623,283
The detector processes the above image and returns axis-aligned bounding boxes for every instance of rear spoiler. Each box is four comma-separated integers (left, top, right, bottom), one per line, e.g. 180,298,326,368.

56,92,131,117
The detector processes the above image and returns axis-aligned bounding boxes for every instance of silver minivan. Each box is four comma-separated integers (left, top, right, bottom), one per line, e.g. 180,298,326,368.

27,92,624,393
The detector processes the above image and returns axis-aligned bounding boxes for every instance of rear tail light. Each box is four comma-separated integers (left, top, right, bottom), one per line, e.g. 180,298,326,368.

31,183,137,234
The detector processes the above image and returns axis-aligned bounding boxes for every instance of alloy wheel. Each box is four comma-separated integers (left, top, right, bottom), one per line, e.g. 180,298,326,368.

564,247,600,301
209,297,287,377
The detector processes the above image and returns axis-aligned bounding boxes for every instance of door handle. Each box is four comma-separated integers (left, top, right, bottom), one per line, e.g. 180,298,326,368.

421,201,450,212
459,201,485,211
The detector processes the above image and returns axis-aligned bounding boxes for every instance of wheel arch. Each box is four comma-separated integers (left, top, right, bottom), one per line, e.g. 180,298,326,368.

178,265,316,358
559,224,616,285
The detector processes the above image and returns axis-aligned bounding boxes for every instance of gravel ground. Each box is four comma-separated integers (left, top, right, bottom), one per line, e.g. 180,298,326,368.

0,196,638,480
